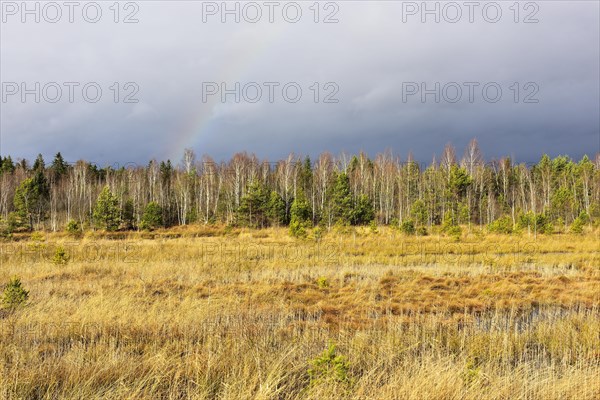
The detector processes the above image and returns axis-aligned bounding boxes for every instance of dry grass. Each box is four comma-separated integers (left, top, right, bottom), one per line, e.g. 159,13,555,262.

0,227,598,399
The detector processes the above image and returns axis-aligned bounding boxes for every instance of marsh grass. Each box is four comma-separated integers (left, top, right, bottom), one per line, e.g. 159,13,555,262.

0,227,598,399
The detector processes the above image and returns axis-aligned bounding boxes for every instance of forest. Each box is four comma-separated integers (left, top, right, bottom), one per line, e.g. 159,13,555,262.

1,140,599,236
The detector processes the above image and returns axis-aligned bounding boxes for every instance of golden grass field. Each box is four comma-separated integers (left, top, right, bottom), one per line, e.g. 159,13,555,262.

0,227,599,399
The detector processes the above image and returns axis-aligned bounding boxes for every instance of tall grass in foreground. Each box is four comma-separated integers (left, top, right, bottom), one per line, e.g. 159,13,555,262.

1,306,598,399
0,229,598,399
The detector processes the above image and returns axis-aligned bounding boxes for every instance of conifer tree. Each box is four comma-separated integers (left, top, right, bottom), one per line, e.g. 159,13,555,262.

93,186,121,231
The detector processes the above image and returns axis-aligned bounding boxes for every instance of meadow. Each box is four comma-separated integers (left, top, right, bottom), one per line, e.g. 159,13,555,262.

0,226,599,399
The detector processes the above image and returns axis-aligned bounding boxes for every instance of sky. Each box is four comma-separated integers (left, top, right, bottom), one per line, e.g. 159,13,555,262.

1,0,599,166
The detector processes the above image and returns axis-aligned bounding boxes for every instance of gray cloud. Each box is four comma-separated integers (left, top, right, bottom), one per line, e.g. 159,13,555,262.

1,1,598,165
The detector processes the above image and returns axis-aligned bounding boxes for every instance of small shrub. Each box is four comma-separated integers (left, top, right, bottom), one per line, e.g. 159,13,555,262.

441,212,462,239
66,219,80,235
518,211,553,234
30,231,45,242
462,357,482,385
2,277,29,310
400,219,415,235
52,246,69,265
369,220,378,234
316,276,329,289
445,225,462,240
571,211,589,234
0,212,20,236
308,343,351,385
416,226,428,236
488,216,513,234
289,220,307,238
313,225,326,241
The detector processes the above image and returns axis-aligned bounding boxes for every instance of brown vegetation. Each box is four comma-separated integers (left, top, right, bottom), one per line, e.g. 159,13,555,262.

0,228,598,399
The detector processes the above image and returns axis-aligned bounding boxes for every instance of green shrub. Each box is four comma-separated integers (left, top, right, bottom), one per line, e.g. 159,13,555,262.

0,212,20,237
313,225,326,241
462,357,482,385
369,220,378,234
488,215,513,234
571,211,589,234
400,219,415,235
441,212,460,237
445,225,462,240
66,219,80,235
52,246,69,265
308,343,351,385
316,276,329,289
289,219,307,239
518,211,553,234
2,277,29,310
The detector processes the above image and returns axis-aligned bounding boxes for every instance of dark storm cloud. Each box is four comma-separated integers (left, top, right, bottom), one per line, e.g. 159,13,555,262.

1,1,598,165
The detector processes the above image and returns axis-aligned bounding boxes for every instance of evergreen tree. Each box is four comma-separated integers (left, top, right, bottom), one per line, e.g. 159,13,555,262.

290,188,311,224
267,191,286,226
237,180,269,228
13,170,49,230
330,173,353,225
141,201,163,230
50,152,68,178
299,156,313,194
32,154,45,172
93,186,121,231
122,199,135,229
0,156,15,174
289,188,312,237
352,194,375,225
411,199,428,226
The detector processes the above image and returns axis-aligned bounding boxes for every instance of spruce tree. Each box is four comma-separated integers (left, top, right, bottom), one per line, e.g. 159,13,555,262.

32,154,45,172
0,156,15,174
267,191,286,226
141,201,163,230
50,152,68,178
237,180,269,228
93,186,121,231
353,194,375,225
330,173,353,225
13,170,49,230
289,188,312,237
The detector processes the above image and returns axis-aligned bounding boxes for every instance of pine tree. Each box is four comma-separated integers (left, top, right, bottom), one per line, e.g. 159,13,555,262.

267,191,286,226
122,199,135,229
50,152,68,178
290,188,311,224
2,276,29,310
13,170,49,230
330,173,353,225
93,186,121,231
0,156,15,174
141,201,163,230
32,154,45,172
237,180,269,228
411,199,428,226
352,194,375,225
289,188,312,237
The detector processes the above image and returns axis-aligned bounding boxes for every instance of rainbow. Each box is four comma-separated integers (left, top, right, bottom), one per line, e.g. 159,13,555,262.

166,23,288,161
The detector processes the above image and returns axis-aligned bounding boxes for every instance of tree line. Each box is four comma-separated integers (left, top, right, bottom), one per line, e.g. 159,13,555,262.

1,140,599,236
